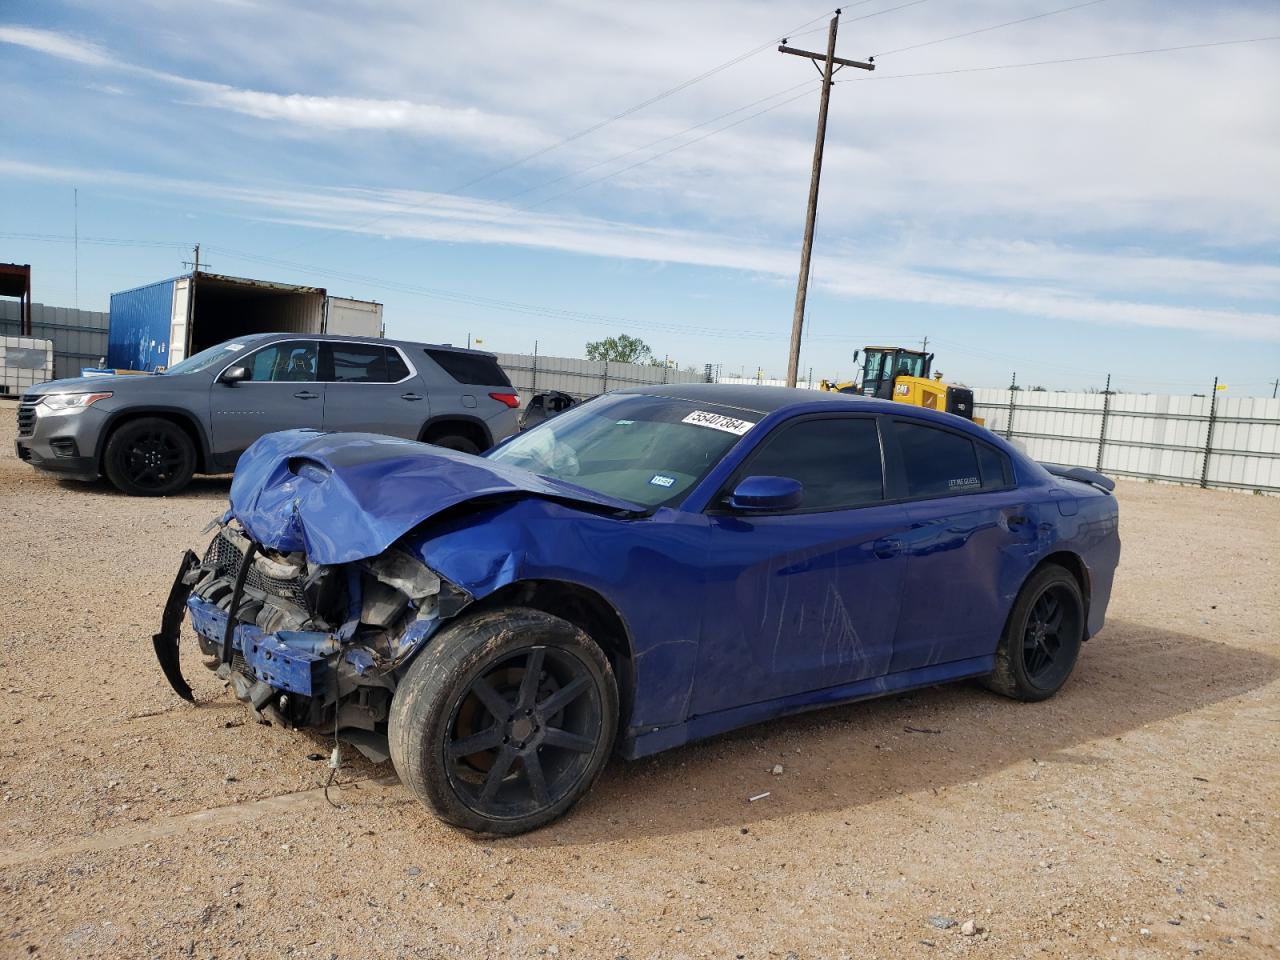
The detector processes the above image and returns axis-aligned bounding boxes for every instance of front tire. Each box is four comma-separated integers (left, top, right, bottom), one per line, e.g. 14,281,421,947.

389,606,618,835
102,417,196,496
984,564,1085,701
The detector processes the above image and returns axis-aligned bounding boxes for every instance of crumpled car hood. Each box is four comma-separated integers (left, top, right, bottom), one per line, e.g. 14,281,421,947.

228,430,643,564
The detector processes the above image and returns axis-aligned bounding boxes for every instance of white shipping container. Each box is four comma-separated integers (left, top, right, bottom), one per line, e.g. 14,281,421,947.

324,297,384,337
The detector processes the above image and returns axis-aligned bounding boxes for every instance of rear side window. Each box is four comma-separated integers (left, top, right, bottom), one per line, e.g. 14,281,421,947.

894,420,984,497
739,417,884,511
976,441,1013,490
385,348,411,382
426,349,513,387
323,343,406,383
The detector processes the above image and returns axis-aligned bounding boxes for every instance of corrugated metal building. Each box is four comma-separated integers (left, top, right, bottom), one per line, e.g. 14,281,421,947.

0,299,109,380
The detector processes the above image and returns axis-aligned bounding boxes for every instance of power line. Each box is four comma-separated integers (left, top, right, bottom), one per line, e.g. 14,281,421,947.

394,1,1128,242
839,35,1280,82
271,5,844,259
872,0,1109,57
0,231,192,249
789,0,943,39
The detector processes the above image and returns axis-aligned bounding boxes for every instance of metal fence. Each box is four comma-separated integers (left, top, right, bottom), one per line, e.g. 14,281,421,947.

973,383,1280,494
493,350,708,402
0,300,108,380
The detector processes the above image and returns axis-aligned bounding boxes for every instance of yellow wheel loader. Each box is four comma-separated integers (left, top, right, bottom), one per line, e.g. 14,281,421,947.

821,347,983,425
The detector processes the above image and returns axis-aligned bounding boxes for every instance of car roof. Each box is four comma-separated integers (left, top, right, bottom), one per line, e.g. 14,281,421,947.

616,381,880,414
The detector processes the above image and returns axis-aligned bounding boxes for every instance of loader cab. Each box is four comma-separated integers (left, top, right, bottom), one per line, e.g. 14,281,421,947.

861,347,932,399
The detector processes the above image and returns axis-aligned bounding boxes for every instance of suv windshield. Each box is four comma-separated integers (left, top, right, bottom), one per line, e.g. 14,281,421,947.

162,338,264,376
486,393,759,508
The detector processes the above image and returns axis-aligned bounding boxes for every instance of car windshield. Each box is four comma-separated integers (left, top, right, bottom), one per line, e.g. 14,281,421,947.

162,339,262,376
486,393,760,508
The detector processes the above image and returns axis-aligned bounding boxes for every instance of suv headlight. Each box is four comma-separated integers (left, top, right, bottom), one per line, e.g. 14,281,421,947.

37,392,113,415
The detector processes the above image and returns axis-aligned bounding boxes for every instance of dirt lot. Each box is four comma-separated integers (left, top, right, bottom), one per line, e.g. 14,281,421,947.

0,404,1276,960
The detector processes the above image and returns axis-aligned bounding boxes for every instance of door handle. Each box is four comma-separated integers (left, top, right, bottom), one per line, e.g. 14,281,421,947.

873,537,902,559
293,390,320,400
400,392,424,401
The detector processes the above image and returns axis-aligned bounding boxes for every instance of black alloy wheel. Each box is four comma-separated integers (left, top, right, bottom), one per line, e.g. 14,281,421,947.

1021,584,1079,690
102,417,196,496
984,563,1085,702
445,645,602,818
389,607,617,835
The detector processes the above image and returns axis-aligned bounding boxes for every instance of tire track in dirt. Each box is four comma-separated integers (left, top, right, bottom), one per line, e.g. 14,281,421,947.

0,776,401,869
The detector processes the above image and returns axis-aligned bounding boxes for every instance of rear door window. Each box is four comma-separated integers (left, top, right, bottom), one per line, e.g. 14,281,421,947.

425,349,513,387
732,417,884,511
893,420,983,497
323,343,388,383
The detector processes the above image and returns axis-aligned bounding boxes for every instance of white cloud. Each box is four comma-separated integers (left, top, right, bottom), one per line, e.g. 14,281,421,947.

0,23,546,153
4,157,1276,341
0,25,112,66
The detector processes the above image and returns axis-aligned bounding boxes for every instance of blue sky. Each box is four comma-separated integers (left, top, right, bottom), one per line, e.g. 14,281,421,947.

1,0,1277,394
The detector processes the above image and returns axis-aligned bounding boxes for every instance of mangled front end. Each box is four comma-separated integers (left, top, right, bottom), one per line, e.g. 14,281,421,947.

151,428,643,761
154,521,468,760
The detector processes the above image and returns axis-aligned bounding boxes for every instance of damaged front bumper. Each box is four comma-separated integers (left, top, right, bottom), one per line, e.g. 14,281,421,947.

152,523,469,759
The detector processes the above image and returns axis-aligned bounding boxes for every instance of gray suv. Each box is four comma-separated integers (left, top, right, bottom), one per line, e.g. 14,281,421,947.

14,333,521,496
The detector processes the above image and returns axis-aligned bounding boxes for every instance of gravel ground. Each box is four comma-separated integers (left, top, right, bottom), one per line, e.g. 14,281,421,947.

0,402,1276,960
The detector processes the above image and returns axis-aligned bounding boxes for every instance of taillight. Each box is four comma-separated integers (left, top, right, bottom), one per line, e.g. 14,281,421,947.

489,392,520,409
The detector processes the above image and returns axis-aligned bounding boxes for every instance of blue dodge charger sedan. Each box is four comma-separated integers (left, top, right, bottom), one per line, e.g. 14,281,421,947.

154,383,1120,834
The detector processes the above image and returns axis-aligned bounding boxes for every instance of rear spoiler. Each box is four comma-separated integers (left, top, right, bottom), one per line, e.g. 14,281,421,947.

1040,462,1116,493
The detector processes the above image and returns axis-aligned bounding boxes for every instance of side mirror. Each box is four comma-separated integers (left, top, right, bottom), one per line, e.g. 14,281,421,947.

728,475,803,512
852,349,860,366
219,365,248,385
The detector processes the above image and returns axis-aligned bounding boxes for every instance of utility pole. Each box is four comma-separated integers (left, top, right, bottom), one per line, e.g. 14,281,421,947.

921,335,928,353
779,11,874,387
73,188,79,310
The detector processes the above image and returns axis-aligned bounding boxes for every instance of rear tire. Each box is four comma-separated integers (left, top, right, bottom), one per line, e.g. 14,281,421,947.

102,417,196,497
429,434,481,455
389,606,617,835
984,564,1084,702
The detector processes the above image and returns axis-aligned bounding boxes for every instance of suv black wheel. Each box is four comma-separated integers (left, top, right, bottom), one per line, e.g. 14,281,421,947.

430,434,481,455
984,563,1085,701
389,606,617,835
102,417,197,496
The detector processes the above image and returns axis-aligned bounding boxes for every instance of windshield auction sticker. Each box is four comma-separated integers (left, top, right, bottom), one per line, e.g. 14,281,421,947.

681,410,755,435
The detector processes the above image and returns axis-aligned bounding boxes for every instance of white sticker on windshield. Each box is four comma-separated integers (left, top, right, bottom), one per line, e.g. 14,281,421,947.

649,474,676,488
615,419,635,425
681,410,755,435
226,343,245,352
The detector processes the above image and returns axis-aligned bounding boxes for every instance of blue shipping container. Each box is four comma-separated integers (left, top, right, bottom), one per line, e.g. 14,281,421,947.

108,278,176,371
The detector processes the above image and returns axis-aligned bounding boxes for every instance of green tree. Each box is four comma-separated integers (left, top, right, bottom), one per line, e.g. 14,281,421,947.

585,334,653,365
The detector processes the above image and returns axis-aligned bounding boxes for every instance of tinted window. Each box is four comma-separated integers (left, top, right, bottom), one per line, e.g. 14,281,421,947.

385,348,410,382
976,442,1012,490
895,421,982,497
426,349,513,387
740,417,883,511
244,341,317,382
324,343,387,383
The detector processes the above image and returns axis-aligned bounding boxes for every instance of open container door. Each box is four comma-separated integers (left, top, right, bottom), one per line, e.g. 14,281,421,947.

185,273,327,355
167,276,191,367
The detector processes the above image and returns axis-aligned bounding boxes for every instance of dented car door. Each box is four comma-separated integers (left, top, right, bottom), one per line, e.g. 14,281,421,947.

690,415,911,716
